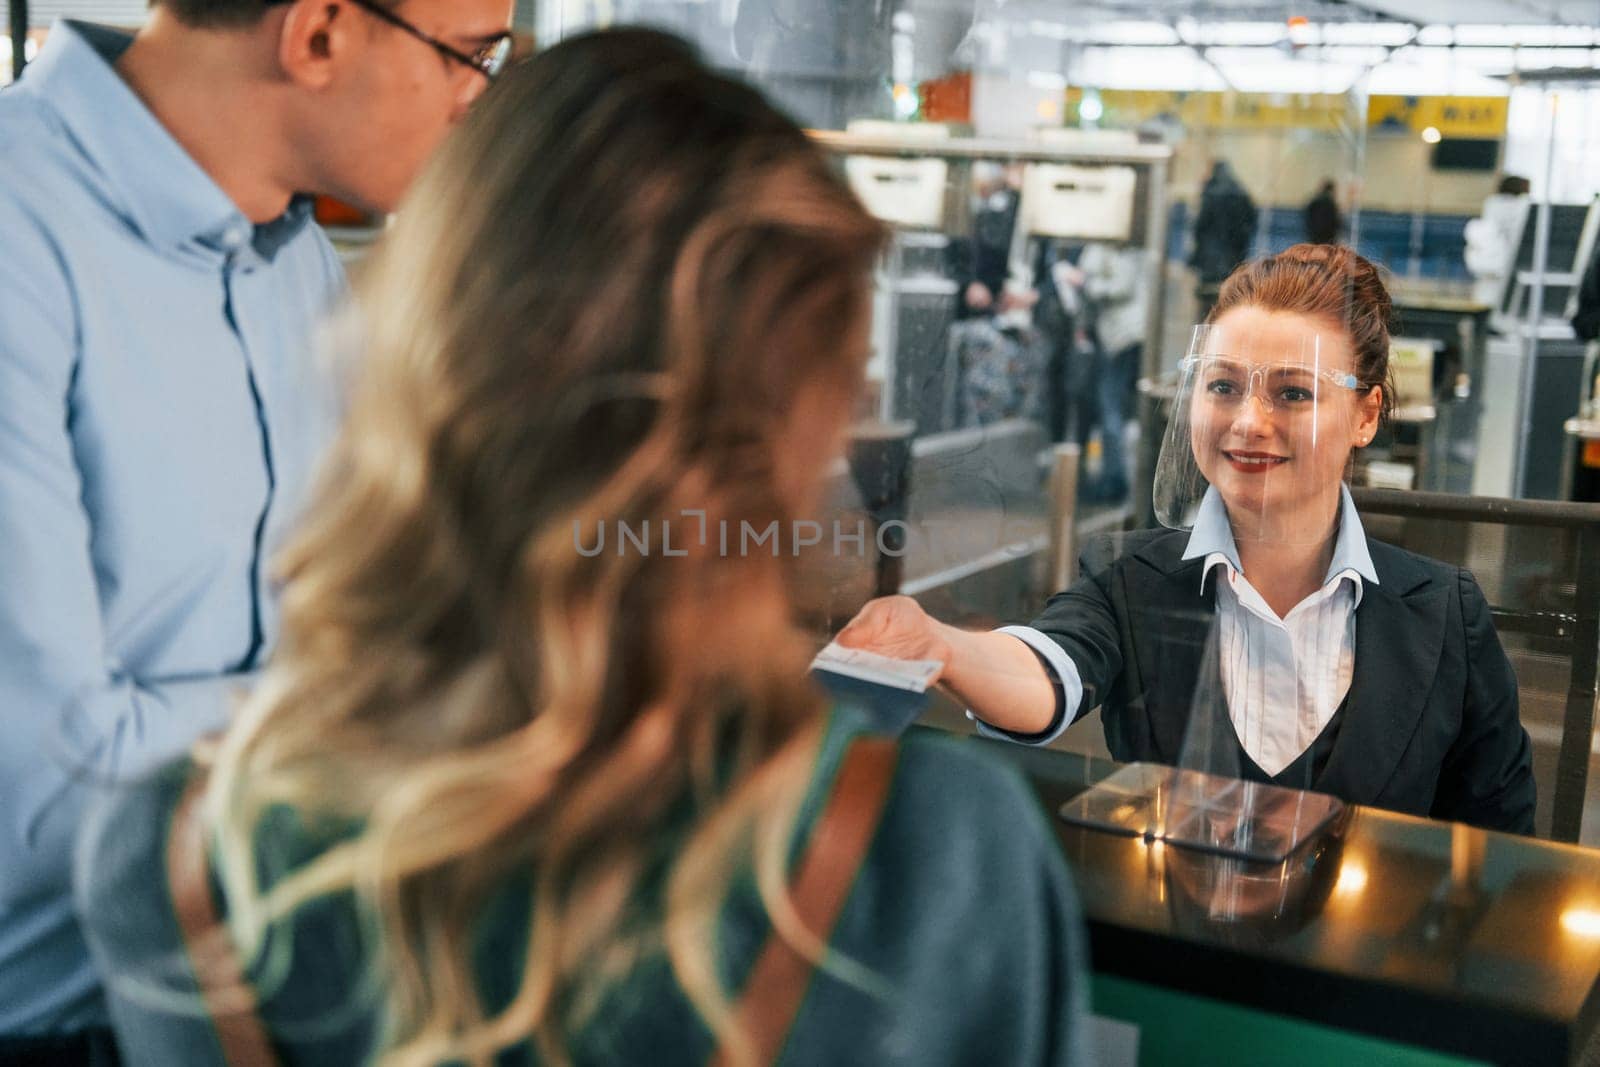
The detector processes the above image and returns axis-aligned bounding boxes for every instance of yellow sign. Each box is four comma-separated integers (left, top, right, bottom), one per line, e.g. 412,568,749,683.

1066,89,1356,132
1064,88,1507,138
1367,95,1508,138
1220,93,1353,131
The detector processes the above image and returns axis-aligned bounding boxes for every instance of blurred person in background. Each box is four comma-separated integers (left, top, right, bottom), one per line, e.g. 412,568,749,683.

1190,160,1258,290
0,0,511,1056
1073,242,1148,503
76,29,1090,1067
947,163,1049,427
1572,226,1600,344
1304,180,1341,246
1464,174,1531,308
951,161,1021,321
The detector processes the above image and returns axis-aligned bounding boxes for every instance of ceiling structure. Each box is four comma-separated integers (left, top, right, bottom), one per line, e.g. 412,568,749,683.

898,0,1600,94
4,0,1599,27
1354,0,1600,23
910,0,1598,23
0,0,540,31
1113,0,1599,24
4,0,1594,100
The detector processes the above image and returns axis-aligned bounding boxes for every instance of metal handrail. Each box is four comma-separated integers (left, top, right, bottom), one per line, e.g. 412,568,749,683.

1353,487,1600,843
1351,487,1600,529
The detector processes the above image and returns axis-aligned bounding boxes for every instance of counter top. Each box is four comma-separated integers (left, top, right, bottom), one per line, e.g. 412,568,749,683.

956,734,1600,1065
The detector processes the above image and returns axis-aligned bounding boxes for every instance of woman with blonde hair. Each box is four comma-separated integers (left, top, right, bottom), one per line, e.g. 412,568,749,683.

76,28,1088,1067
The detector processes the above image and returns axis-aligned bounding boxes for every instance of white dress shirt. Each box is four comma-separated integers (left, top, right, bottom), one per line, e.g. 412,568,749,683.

980,486,1379,776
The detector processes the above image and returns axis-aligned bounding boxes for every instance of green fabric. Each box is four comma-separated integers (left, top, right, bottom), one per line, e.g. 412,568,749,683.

78,707,1091,1065
1091,976,1487,1067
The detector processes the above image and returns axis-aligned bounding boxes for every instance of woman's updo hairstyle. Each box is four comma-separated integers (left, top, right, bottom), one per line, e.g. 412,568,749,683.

1208,242,1396,423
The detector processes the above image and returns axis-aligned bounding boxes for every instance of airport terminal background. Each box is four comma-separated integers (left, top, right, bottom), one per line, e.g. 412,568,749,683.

11,1,1600,1062
290,0,1600,850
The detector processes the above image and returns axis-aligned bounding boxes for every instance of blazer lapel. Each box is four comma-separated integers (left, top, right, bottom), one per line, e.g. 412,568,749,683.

1317,539,1448,804
1125,536,1216,765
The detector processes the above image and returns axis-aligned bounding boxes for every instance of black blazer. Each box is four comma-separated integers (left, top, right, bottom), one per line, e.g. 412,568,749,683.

1031,528,1536,835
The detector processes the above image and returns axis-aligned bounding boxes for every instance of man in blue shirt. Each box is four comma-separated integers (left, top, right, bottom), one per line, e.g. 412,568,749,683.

0,0,514,1053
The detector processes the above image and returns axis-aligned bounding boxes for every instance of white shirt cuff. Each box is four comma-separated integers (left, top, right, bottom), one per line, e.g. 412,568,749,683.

966,626,1085,747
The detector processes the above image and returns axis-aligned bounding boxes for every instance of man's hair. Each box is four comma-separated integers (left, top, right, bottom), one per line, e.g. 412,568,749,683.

150,0,391,31
149,0,277,30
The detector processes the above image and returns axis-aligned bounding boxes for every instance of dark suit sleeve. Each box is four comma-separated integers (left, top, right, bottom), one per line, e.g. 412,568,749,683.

1429,570,1536,834
1026,534,1128,718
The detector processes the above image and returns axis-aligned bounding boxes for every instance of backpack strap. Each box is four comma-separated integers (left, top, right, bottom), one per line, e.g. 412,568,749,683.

712,735,899,1067
166,773,279,1067
166,736,898,1067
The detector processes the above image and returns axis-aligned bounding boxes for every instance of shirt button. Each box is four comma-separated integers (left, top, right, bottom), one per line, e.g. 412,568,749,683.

224,225,248,248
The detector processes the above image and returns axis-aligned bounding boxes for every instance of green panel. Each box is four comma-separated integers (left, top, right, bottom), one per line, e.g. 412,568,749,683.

1091,975,1490,1067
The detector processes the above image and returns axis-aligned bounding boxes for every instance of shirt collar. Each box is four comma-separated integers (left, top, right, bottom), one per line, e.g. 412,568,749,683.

25,21,312,259
1180,484,1380,603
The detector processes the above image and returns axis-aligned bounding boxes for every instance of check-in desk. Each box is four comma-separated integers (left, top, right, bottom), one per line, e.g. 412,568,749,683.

964,735,1600,1066
1378,287,1492,495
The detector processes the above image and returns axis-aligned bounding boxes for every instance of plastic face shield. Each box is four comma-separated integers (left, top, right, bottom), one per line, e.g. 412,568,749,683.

1152,322,1373,546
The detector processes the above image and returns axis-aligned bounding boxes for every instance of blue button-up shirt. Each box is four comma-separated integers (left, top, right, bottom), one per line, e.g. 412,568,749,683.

0,22,345,1032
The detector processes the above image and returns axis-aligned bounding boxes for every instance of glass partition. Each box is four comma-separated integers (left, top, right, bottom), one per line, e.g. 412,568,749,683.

538,1,1389,622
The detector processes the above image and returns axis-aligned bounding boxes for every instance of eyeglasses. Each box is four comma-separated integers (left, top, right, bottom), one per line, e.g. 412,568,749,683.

349,0,512,79
267,0,514,80
1183,356,1366,414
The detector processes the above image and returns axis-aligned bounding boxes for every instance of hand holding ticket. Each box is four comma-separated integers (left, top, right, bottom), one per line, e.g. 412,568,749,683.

811,642,943,693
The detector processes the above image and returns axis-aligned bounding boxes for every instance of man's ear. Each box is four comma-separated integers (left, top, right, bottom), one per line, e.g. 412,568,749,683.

277,1,349,90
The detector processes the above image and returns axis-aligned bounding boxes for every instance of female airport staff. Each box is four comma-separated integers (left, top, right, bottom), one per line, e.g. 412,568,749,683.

841,243,1535,834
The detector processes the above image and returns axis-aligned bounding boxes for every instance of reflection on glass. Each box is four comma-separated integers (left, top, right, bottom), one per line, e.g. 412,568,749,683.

1161,806,1349,947
1060,763,1344,864
1559,907,1600,939
1334,861,1368,898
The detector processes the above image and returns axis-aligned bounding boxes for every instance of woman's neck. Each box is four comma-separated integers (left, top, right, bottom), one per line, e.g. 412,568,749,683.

1229,494,1342,619
1233,537,1337,619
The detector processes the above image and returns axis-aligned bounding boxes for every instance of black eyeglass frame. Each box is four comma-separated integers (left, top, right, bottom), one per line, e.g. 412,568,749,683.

266,0,513,80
